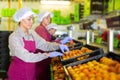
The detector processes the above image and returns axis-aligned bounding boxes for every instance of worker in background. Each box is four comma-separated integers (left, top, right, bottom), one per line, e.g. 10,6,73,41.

8,7,69,80
47,23,72,43
35,12,53,42
35,12,72,80
35,12,72,43
101,30,108,42
46,23,58,41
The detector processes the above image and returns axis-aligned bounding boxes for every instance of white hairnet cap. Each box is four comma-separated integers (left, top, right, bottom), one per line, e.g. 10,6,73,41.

47,23,57,30
38,12,53,23
13,7,37,22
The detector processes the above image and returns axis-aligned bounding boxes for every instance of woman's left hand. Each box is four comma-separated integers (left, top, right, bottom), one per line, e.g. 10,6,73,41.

61,36,72,44
59,44,69,53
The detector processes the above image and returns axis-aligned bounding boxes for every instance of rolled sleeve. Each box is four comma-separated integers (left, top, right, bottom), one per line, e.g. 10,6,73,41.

32,31,60,51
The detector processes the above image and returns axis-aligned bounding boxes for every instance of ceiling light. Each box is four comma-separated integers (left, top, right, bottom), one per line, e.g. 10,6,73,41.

40,1,71,5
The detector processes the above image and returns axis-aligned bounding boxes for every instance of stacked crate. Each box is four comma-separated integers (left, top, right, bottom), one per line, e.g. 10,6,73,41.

91,0,108,15
84,0,91,17
74,3,80,22
0,31,12,79
1,8,16,17
108,0,114,13
52,10,61,24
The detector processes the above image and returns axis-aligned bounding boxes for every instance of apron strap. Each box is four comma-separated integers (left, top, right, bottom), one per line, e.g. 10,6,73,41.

22,34,35,41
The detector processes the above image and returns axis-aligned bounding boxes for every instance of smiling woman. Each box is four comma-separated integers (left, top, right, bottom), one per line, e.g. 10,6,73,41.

7,7,69,80
7,7,68,80
20,15,34,32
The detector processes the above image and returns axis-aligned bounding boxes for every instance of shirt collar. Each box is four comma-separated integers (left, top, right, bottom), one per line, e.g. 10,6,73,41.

40,24,46,28
17,27,32,37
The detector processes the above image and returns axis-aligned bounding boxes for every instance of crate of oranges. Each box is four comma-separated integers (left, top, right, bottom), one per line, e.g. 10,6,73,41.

60,44,104,65
50,57,67,80
65,40,83,49
63,52,120,80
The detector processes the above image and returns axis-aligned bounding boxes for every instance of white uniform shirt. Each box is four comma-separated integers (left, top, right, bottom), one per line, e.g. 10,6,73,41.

9,27,60,63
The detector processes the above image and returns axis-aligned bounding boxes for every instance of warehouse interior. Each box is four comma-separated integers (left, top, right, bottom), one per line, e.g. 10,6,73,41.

0,0,120,80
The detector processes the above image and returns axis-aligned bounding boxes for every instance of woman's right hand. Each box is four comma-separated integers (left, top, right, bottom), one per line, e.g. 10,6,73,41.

49,52,63,58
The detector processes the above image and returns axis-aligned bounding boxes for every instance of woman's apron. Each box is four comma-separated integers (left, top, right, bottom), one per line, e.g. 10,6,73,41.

35,25,51,80
8,36,37,80
35,50,51,80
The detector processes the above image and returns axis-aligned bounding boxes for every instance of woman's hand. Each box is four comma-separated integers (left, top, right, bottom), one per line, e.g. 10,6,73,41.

61,36,72,44
49,52,63,58
59,44,69,53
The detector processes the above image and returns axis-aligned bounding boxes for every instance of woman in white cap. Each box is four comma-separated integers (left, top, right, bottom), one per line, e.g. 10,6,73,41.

35,12,72,80
35,12,55,80
46,23,69,43
46,23,58,41
35,12,72,43
35,12,53,41
7,7,69,80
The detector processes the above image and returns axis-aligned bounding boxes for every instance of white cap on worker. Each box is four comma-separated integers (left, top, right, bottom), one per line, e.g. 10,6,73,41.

47,23,57,30
37,12,53,23
13,7,37,22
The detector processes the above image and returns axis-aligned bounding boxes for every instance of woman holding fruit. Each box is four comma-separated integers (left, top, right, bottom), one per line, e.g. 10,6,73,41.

7,7,69,80
35,11,72,80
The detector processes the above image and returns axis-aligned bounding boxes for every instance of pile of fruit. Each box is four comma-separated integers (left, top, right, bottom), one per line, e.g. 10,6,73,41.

65,40,76,48
67,57,120,80
51,57,66,80
62,47,92,60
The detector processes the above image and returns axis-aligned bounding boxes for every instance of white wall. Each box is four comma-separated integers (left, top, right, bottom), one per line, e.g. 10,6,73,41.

0,1,75,31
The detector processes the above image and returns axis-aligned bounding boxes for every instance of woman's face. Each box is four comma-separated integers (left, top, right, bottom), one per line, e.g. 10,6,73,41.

41,14,51,27
49,28,56,35
20,15,34,30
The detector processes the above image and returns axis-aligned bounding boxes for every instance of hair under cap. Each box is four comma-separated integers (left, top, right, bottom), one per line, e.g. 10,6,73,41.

37,12,53,23
13,7,36,22
47,23,57,30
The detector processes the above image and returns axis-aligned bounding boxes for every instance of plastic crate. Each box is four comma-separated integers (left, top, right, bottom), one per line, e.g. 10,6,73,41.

0,48,9,54
0,31,12,46
50,64,54,80
105,16,120,28
0,31,12,35
57,40,83,53
0,37,9,42
73,40,83,46
60,44,104,65
0,31,12,39
69,40,83,49
0,45,9,51
65,52,120,67
0,55,10,60
96,37,102,44
0,61,9,70
0,42,9,47
113,38,119,48
103,52,120,62
63,52,120,80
